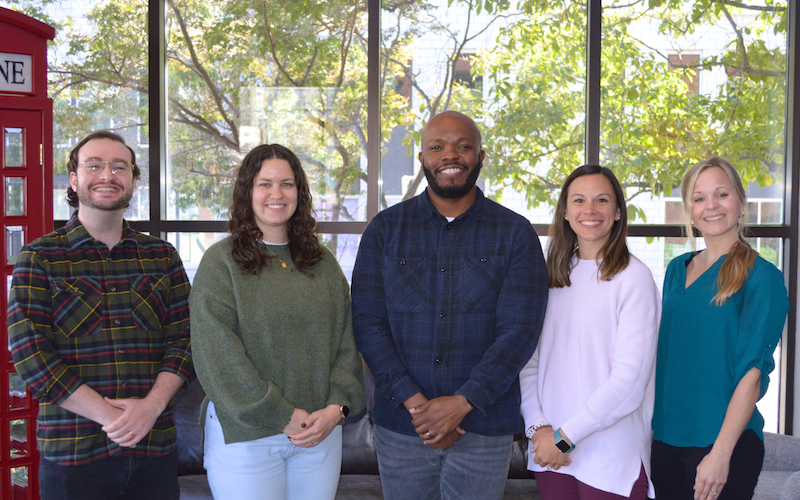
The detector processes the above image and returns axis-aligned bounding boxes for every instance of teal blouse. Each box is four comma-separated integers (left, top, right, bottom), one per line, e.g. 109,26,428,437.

653,252,789,447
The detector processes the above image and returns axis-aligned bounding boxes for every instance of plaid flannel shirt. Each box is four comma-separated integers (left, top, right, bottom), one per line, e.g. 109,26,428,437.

352,189,549,437
7,213,194,465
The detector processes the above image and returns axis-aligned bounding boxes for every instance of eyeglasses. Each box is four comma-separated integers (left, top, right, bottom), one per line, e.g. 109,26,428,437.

78,160,133,176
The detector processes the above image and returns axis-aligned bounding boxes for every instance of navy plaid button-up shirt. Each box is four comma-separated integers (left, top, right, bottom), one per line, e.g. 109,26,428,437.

352,189,548,436
8,213,194,465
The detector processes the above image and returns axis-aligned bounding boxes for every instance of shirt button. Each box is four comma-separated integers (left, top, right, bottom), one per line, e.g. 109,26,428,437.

110,286,116,292
480,257,487,263
121,382,127,387
118,349,124,354
441,266,446,272
114,319,121,325
435,357,442,364
445,224,452,230
390,397,396,402
400,259,406,265
439,311,446,318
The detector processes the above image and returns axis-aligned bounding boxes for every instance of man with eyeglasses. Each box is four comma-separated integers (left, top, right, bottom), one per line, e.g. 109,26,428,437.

7,130,194,499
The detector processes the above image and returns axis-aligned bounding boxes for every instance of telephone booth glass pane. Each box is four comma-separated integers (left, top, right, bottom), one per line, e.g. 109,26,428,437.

5,177,25,216
10,465,29,500
4,128,23,167
8,372,27,411
6,226,24,265
9,419,28,458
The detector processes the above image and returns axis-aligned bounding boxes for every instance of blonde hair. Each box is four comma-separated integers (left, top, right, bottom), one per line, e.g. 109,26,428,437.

680,157,756,305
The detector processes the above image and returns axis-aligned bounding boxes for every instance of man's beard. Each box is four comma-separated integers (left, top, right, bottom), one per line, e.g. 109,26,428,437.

75,181,133,212
422,157,482,199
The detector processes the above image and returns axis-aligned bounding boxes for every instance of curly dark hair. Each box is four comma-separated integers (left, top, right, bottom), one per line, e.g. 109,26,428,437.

229,144,323,275
66,130,140,208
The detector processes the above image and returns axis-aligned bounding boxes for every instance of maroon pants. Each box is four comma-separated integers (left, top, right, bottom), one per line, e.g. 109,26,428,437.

535,464,649,500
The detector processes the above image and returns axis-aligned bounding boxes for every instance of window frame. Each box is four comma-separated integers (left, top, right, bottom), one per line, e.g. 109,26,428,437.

52,0,800,433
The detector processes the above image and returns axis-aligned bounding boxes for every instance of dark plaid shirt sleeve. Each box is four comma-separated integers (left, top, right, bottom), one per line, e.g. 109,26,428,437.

352,216,424,406
453,218,547,415
8,246,84,404
157,245,194,383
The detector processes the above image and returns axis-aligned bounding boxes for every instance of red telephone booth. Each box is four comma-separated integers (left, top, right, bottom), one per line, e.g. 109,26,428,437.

0,7,54,499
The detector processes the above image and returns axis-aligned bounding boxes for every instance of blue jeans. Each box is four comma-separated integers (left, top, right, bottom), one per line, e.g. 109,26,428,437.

203,401,343,500
39,451,179,500
373,424,513,500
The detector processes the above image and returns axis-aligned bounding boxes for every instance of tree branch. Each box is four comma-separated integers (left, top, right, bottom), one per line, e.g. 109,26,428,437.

167,0,239,148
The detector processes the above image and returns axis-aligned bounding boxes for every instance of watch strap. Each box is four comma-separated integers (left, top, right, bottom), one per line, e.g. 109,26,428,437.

554,428,575,453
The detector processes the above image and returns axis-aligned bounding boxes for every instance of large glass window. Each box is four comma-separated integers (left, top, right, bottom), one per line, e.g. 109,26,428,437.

601,0,787,225
165,0,369,229
380,1,587,223
3,0,151,221
3,0,795,429
600,0,788,432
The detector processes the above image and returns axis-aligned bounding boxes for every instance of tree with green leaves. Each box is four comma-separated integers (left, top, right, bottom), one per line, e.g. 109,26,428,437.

473,0,786,221
2,0,788,232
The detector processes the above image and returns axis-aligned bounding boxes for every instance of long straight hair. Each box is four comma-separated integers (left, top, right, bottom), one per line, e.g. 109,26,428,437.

680,157,756,305
547,165,630,288
228,144,322,275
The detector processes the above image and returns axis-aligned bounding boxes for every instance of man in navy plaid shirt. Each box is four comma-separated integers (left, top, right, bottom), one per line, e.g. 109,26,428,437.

8,131,194,500
352,111,548,500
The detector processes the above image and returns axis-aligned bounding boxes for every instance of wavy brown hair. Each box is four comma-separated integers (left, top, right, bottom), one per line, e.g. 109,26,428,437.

547,164,630,288
228,144,322,275
66,130,140,208
680,156,756,305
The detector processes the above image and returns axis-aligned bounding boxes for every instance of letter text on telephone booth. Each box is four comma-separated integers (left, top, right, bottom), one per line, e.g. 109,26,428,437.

0,53,32,93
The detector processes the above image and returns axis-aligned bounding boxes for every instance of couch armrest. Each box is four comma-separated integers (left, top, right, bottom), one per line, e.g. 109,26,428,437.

764,432,800,472
780,470,800,500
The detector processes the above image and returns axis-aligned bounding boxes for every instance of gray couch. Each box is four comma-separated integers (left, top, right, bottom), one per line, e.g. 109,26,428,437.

173,378,800,500
755,432,800,500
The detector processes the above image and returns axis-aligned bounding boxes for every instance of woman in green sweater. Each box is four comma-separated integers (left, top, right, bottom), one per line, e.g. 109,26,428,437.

189,144,365,500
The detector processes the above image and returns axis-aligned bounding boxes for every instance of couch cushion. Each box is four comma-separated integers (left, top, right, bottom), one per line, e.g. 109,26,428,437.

342,410,379,475
179,475,213,500
755,471,794,500
173,379,206,476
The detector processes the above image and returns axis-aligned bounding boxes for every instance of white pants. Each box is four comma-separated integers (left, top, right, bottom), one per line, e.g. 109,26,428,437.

203,402,343,500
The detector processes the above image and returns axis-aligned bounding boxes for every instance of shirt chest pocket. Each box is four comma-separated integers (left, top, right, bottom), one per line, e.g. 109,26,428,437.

384,256,427,312
460,255,505,311
51,278,102,338
130,274,169,332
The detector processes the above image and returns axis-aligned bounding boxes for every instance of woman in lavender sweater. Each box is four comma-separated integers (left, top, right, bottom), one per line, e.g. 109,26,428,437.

519,165,660,500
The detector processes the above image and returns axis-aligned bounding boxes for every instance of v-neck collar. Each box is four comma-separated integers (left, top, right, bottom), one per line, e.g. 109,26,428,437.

682,251,726,290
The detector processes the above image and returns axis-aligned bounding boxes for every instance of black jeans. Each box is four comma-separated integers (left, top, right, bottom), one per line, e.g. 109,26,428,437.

39,451,179,500
651,430,764,500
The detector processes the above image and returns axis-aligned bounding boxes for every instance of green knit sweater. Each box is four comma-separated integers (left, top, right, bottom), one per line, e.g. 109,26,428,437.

189,237,365,444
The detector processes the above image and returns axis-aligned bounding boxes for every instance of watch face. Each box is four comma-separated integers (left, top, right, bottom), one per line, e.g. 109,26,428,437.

341,405,350,418
555,439,571,453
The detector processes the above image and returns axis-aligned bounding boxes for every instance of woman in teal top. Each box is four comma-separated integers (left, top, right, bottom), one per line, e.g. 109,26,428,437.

652,157,789,500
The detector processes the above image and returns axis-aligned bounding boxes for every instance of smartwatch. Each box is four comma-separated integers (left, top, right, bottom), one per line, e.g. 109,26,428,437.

554,428,575,453
339,405,350,419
